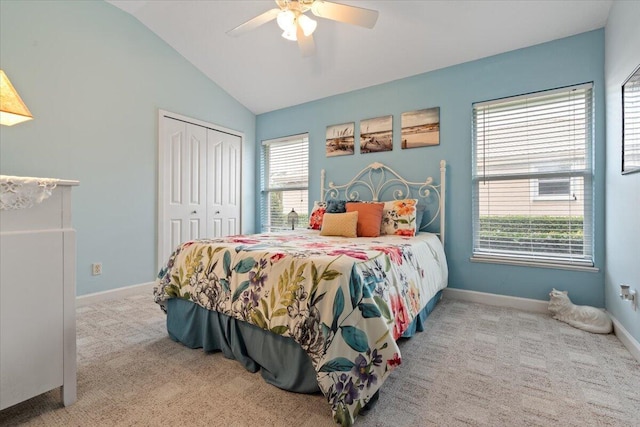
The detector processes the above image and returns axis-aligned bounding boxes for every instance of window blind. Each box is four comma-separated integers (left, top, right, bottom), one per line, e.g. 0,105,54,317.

261,134,309,231
472,83,594,267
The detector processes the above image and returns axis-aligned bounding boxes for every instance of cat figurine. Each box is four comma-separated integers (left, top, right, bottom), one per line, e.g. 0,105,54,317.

548,288,612,334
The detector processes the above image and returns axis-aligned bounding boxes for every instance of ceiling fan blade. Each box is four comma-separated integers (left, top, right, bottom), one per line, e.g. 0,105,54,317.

227,8,281,37
296,23,316,57
311,1,378,29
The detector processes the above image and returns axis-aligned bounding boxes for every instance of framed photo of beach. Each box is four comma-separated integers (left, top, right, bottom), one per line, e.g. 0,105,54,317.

326,122,355,157
401,107,440,149
360,115,393,154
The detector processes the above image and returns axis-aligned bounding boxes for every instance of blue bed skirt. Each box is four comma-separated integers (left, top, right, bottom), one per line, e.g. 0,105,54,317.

166,289,443,394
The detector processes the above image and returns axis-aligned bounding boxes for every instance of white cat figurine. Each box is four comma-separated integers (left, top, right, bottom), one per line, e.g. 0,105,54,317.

548,288,612,334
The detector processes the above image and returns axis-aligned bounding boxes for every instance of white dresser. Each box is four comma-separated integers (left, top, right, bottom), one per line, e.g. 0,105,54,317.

0,177,78,410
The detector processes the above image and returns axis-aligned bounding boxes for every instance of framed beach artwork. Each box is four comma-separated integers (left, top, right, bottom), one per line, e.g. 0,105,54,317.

360,115,393,154
326,122,355,157
401,107,440,149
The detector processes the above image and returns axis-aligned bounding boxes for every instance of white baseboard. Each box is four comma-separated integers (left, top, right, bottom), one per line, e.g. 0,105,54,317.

610,315,640,363
443,287,640,363
443,287,549,313
76,281,155,307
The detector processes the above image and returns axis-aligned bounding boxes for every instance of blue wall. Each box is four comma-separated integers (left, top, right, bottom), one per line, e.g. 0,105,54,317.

257,30,606,307
604,1,640,343
0,1,256,296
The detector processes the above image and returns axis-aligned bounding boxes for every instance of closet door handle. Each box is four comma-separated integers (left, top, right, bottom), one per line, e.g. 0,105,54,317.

214,210,220,214
191,210,197,214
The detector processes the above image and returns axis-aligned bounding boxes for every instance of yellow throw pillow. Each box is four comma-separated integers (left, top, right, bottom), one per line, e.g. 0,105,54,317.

320,211,359,238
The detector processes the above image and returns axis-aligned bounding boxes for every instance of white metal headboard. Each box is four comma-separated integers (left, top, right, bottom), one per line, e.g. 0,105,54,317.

320,160,446,246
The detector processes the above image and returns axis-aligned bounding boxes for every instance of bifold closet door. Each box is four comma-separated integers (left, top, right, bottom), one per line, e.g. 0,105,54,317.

161,118,207,261
207,129,241,237
159,114,243,266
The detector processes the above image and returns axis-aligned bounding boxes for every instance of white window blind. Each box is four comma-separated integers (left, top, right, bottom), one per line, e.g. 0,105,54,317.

261,134,309,232
623,66,640,172
472,83,594,268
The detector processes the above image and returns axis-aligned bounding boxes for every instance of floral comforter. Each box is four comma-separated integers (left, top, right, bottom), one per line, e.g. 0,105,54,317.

153,230,447,426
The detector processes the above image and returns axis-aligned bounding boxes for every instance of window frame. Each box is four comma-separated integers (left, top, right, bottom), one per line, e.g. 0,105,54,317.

622,63,640,174
471,83,596,271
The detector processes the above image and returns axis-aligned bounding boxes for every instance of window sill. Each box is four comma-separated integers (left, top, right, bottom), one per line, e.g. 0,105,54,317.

470,255,599,272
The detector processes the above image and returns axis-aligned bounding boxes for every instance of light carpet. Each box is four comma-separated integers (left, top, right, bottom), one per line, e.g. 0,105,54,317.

1,293,639,426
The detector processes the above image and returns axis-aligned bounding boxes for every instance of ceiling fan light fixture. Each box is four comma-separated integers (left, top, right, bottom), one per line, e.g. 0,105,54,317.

277,10,295,32
298,14,317,37
227,0,379,56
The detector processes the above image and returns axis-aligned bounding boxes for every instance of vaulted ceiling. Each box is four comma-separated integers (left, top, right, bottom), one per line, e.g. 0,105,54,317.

107,0,613,114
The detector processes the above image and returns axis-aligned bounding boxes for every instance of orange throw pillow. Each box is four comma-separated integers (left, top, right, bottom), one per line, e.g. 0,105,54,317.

346,202,384,237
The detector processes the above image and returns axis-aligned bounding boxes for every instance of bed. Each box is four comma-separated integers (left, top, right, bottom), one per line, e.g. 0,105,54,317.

153,161,448,426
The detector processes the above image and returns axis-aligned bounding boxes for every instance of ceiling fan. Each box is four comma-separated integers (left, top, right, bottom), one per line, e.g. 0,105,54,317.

226,0,379,57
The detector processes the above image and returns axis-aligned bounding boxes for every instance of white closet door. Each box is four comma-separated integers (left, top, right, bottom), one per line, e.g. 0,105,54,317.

207,129,242,237
159,112,243,268
161,118,207,260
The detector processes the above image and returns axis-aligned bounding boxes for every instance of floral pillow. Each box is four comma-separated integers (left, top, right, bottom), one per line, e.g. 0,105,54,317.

308,201,327,230
380,199,418,236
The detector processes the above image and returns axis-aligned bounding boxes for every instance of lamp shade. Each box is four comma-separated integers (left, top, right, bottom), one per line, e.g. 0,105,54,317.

282,29,297,41
277,10,295,32
298,14,317,37
0,70,33,126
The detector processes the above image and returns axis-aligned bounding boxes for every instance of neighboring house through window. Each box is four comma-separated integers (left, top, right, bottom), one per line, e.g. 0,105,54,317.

472,83,594,268
261,133,309,231
532,164,575,201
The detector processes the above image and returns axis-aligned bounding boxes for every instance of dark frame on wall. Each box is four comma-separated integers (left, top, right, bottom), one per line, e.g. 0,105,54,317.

622,63,640,175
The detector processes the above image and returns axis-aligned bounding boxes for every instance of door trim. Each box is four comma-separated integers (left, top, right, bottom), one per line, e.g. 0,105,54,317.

158,109,244,271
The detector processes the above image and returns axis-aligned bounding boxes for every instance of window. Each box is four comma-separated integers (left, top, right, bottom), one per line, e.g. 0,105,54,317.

261,134,309,231
472,83,594,268
537,178,571,198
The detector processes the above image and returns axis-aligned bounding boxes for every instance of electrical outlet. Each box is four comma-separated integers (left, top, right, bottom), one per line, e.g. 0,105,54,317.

92,263,102,276
619,284,637,311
